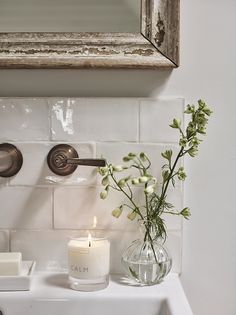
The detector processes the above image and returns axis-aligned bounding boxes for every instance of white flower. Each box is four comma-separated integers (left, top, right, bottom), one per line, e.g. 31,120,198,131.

144,185,155,195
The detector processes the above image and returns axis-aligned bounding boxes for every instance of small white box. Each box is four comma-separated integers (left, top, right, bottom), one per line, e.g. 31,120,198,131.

0,261,36,291
0,252,22,276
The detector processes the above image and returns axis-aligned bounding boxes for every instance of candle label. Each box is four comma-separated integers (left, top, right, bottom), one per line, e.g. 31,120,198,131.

70,264,89,274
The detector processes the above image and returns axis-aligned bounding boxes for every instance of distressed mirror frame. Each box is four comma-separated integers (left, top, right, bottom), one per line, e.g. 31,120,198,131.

0,0,179,69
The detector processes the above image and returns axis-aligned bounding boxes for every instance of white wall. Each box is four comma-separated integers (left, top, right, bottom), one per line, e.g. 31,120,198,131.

0,0,236,314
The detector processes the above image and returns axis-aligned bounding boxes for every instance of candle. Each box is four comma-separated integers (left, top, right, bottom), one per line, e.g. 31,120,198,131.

68,234,110,291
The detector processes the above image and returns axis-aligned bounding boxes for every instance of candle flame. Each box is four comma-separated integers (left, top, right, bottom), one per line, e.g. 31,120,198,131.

93,216,97,228
88,233,92,247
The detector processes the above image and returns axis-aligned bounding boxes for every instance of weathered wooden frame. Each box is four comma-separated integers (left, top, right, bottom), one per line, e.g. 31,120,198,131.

0,0,179,69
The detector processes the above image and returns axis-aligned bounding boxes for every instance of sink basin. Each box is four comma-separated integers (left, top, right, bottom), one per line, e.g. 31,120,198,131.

0,273,192,315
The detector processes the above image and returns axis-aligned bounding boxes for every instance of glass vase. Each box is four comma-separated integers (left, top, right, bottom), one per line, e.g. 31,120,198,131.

121,224,172,285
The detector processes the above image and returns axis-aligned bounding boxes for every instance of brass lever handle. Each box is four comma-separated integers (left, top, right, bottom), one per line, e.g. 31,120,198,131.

66,158,106,167
47,144,106,176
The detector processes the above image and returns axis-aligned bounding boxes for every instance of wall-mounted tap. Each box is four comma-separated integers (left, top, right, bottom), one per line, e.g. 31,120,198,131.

0,143,23,177
47,144,106,176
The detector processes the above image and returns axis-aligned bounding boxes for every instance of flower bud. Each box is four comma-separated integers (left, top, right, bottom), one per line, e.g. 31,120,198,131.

113,165,124,172
102,176,109,186
128,153,136,158
131,178,140,185
170,118,181,129
98,166,108,176
177,167,187,180
139,152,147,162
100,190,108,200
161,150,173,161
123,156,132,162
118,179,126,188
127,211,137,221
139,176,149,183
181,207,191,219
112,206,123,218
179,137,188,148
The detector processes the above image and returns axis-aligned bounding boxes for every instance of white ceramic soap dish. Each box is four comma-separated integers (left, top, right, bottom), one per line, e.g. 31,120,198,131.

0,261,36,291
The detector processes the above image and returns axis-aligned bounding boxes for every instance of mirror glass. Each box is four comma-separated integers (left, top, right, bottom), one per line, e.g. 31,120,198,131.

0,0,140,32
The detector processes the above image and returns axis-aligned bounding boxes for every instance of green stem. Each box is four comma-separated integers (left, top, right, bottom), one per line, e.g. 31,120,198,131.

163,211,181,216
157,147,184,216
109,171,144,219
109,170,156,261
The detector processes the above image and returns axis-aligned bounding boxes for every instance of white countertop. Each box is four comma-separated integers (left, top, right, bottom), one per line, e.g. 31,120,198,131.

0,273,193,315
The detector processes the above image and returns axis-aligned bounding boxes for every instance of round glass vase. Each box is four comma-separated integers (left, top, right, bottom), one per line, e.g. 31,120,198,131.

121,224,172,285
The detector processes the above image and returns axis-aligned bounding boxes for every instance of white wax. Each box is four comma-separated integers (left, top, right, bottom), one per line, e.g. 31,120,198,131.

68,238,110,279
0,252,22,276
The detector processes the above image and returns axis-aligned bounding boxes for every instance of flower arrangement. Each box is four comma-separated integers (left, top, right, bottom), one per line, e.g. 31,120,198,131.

98,100,212,246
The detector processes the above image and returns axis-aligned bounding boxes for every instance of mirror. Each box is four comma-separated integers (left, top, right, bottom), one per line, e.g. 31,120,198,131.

0,0,140,33
0,0,180,69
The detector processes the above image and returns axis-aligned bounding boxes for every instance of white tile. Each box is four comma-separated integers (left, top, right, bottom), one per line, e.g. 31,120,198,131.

0,177,8,187
54,186,182,231
0,230,9,251
9,142,96,186
10,229,181,273
97,142,182,186
50,98,139,142
10,230,70,271
54,186,139,231
0,98,49,141
140,98,184,143
0,187,52,229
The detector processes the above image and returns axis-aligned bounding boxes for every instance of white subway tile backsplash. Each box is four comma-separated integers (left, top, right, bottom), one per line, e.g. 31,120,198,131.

10,229,181,273
54,186,182,231
50,98,139,142
0,98,49,141
0,187,52,229
8,142,96,186
140,98,184,143
0,97,185,274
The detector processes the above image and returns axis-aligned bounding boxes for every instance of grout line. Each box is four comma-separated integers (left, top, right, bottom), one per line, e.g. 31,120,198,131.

8,230,11,252
0,96,186,101
0,140,181,146
47,99,53,141
7,228,182,233
52,188,55,229
138,99,141,142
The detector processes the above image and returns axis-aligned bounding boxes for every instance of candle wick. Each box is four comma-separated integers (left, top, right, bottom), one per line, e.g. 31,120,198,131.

89,241,91,247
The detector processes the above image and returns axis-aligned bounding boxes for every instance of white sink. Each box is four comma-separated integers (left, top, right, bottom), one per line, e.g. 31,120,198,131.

0,273,193,315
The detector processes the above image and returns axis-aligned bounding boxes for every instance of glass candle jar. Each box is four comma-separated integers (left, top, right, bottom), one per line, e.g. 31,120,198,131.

68,236,110,291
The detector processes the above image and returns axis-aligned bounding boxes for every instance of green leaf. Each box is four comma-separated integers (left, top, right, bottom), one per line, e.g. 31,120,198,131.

162,170,170,182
